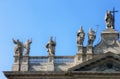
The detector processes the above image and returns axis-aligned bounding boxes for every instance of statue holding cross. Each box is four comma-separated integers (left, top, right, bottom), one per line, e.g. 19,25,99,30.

105,8,118,29
105,10,114,29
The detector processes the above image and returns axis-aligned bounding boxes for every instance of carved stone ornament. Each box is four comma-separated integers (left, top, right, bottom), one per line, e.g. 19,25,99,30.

106,39,115,45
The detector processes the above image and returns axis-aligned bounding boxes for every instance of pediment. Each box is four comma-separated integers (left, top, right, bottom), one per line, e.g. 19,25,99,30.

68,52,120,72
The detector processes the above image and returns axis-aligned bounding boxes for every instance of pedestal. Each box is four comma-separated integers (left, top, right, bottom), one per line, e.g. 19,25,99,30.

86,45,93,60
47,56,54,71
20,55,29,71
12,56,21,71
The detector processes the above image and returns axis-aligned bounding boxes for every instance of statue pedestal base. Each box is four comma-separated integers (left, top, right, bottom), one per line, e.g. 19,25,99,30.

47,63,54,71
12,64,20,71
20,56,29,71
47,56,54,71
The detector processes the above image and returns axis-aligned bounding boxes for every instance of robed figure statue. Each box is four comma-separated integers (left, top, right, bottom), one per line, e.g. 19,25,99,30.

13,39,24,56
88,28,96,46
105,10,114,29
24,39,32,56
77,26,85,45
46,37,56,56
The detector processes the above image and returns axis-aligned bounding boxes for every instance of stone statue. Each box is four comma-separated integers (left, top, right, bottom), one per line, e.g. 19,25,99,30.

88,28,96,46
24,39,32,56
46,36,56,56
105,10,114,29
77,26,85,45
12,39,24,56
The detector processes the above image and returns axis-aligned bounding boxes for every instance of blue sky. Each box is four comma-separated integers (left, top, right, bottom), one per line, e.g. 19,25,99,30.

0,0,120,78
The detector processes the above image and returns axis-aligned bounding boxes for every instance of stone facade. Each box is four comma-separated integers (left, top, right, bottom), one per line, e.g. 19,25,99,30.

4,10,120,79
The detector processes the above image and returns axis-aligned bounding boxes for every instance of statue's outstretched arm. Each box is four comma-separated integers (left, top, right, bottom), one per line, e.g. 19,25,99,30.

12,39,17,44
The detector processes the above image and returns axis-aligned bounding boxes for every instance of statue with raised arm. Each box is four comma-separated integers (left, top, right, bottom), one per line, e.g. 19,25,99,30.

88,28,96,46
77,26,85,45
12,39,24,56
24,39,32,56
105,10,114,29
46,36,56,56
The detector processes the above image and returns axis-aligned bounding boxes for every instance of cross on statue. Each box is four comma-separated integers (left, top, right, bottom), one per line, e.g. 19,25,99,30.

110,8,118,29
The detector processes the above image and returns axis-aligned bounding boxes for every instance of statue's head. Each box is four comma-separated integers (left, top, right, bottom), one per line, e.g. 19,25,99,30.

17,39,19,42
27,40,30,42
89,35,95,41
50,36,53,42
107,10,111,15
78,32,84,38
77,26,84,38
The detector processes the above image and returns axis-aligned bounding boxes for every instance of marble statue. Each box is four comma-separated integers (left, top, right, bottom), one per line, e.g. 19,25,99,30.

24,39,32,55
77,26,85,45
105,10,114,29
88,28,96,46
46,37,56,56
12,39,24,56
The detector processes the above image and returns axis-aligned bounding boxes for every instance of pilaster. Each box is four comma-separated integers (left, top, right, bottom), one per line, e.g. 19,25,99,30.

12,56,21,71
86,45,93,61
20,55,29,71
75,45,84,64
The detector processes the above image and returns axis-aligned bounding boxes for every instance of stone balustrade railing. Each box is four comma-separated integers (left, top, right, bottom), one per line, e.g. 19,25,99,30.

54,56,74,64
29,56,48,64
29,56,74,64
